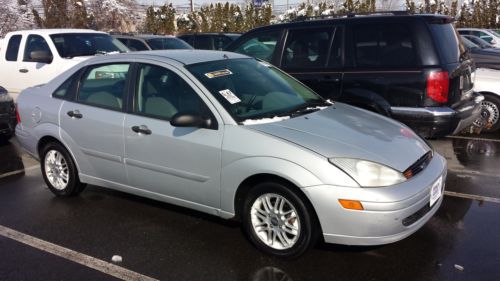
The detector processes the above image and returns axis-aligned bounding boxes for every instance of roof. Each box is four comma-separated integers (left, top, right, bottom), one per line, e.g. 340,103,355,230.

8,29,106,36
112,34,177,40
244,13,452,34
86,49,249,65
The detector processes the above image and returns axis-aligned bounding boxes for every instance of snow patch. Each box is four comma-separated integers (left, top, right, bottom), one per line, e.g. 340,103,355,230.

242,116,290,125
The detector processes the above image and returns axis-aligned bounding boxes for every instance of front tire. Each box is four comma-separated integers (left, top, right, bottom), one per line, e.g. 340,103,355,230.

41,142,86,196
242,182,317,258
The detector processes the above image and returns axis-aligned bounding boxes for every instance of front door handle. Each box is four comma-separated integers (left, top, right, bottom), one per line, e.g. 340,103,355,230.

19,69,28,73
67,110,83,119
322,75,340,82
131,125,152,135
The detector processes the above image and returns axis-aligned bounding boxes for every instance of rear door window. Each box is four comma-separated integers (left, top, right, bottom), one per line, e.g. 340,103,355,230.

77,63,130,110
5,35,22,61
353,24,417,68
282,27,333,69
233,30,281,62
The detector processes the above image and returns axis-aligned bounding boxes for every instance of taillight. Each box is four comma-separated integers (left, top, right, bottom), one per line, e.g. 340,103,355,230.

426,71,449,103
16,105,21,124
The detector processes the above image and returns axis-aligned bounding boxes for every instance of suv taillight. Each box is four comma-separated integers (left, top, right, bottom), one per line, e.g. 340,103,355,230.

16,105,21,124
426,71,449,103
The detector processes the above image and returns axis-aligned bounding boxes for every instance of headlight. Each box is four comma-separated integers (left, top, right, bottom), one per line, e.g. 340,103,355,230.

329,158,406,187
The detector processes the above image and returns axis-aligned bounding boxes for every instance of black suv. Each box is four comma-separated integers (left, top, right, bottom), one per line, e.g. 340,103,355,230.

178,33,241,50
226,13,483,138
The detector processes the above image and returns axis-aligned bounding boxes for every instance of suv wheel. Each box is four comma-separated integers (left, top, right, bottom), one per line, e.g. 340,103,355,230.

242,182,317,258
41,142,86,196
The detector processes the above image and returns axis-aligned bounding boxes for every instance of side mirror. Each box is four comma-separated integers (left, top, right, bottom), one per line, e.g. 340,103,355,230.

30,50,53,63
170,112,213,129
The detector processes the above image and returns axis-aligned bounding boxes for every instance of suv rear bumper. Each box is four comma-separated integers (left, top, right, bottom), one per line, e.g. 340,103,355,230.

391,92,484,138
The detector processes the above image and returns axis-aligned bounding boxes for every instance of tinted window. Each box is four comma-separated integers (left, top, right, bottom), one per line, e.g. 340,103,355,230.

50,33,126,58
282,27,332,69
77,63,130,110
146,38,193,50
353,24,416,67
195,36,212,50
329,27,343,68
233,30,281,62
214,36,233,50
134,64,206,120
23,35,52,63
127,39,149,51
178,35,194,46
430,23,463,64
5,35,22,61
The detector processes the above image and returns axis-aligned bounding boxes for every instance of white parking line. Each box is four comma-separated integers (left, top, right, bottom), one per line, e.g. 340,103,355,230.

444,191,500,204
447,135,500,143
448,168,500,178
0,225,159,281
0,165,40,179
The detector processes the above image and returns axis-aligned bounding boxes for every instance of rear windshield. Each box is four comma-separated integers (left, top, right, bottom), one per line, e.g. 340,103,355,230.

429,23,467,64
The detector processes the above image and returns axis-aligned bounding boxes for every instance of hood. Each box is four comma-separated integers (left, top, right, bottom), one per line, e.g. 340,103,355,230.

248,103,431,172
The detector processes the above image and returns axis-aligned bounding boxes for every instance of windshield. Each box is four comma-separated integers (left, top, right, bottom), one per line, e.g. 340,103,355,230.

146,38,193,50
50,33,128,58
186,58,327,123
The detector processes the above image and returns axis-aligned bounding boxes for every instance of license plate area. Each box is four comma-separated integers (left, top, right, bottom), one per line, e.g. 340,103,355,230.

430,176,443,207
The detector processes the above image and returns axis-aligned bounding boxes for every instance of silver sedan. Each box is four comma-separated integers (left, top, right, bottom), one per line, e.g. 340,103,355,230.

15,50,446,258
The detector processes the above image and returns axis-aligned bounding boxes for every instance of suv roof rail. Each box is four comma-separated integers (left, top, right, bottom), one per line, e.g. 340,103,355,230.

290,10,412,22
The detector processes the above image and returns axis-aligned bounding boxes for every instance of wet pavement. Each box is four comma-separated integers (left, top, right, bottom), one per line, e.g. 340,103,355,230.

0,133,499,281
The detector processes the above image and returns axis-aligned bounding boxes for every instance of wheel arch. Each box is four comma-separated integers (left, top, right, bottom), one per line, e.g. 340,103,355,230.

233,173,324,238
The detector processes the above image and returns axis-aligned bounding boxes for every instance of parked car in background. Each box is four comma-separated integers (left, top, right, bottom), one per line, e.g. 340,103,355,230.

0,86,16,142
461,36,500,70
462,34,496,49
0,29,128,99
112,34,193,51
226,13,483,138
473,68,500,132
15,50,446,258
458,28,500,46
177,33,240,50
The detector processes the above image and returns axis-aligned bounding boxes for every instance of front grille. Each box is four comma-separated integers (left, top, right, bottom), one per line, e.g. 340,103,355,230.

403,151,433,179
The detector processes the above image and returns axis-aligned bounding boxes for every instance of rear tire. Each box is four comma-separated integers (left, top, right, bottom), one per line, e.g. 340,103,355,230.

480,94,500,133
41,142,86,196
242,182,318,258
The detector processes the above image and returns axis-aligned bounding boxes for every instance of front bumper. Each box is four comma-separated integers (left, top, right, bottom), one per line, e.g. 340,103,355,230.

303,153,447,246
391,92,484,138
0,101,16,137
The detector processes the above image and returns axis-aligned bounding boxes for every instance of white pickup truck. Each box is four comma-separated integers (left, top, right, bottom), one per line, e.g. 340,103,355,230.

0,29,128,100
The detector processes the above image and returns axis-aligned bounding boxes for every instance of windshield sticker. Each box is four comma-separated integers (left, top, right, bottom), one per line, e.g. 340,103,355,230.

219,89,241,104
205,69,233,79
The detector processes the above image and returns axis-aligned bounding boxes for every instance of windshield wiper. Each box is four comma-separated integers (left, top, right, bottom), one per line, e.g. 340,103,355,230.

282,101,331,118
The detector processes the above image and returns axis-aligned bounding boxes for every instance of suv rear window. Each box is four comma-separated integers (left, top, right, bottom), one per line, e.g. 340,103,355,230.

429,23,464,64
5,35,22,61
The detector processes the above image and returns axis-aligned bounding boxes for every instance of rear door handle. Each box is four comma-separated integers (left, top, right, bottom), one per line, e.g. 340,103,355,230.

67,110,83,119
19,69,28,73
131,125,152,135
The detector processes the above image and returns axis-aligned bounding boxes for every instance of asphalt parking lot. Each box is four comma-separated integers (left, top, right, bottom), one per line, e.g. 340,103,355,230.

0,132,499,281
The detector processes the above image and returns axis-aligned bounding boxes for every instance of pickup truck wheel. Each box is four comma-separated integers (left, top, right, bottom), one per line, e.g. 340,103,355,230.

41,142,86,196
242,182,317,258
481,94,500,133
